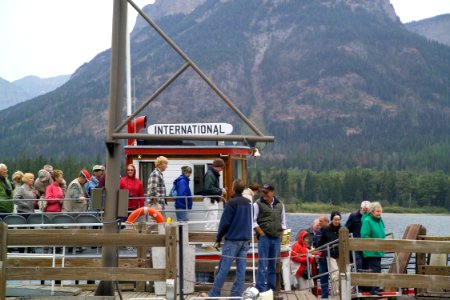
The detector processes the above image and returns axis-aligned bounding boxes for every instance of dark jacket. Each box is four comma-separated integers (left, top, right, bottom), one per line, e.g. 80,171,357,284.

202,167,222,203
216,193,252,242
255,196,284,238
318,224,341,259
173,175,192,210
345,209,363,238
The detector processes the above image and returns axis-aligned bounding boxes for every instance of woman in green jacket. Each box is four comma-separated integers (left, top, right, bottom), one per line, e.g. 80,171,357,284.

360,201,385,296
0,163,14,216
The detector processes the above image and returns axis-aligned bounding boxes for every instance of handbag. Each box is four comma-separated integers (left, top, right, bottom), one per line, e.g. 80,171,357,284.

38,199,47,211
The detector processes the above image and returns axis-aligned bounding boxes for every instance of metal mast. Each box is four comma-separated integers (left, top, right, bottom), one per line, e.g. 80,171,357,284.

95,0,127,295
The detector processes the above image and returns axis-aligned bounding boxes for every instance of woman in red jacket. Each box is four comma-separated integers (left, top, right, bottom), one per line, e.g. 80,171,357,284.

290,230,318,291
119,164,144,212
45,170,65,212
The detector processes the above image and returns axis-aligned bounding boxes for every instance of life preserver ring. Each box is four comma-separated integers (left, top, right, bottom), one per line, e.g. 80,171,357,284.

126,207,165,224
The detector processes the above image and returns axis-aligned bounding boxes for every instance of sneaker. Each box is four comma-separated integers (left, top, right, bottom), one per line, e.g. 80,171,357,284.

199,292,215,300
274,296,283,300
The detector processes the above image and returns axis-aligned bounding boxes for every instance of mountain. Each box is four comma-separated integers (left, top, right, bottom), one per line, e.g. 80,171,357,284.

1,0,450,172
0,75,70,110
405,14,450,47
0,77,30,110
13,75,70,100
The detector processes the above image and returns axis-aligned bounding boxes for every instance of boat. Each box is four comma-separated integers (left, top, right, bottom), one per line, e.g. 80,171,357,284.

122,116,295,290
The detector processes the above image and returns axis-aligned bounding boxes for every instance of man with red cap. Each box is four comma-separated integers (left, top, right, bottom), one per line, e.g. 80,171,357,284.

63,170,91,213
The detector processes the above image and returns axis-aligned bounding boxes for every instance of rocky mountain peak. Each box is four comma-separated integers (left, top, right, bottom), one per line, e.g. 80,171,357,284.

133,0,207,33
322,0,398,22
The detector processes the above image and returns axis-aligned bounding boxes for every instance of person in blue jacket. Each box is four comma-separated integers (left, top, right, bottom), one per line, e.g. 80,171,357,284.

173,166,192,221
208,179,252,297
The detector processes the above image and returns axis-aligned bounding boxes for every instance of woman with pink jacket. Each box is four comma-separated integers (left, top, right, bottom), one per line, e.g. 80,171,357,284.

119,164,145,212
45,170,65,212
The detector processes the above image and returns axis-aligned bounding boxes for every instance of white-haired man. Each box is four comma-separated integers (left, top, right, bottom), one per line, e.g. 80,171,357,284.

345,200,370,272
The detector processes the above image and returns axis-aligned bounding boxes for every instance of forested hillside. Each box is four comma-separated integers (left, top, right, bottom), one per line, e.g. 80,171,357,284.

248,166,450,210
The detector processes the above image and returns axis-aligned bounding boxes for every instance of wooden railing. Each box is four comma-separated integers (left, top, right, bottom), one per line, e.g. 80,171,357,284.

0,222,177,299
338,226,450,300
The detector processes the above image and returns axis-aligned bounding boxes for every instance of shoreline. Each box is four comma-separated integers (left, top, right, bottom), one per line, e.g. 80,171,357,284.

287,211,450,216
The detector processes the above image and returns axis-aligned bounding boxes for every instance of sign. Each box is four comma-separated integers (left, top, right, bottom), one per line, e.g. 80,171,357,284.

148,123,233,135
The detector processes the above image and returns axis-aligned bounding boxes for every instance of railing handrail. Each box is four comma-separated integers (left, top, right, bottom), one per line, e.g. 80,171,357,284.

0,222,178,298
338,226,450,300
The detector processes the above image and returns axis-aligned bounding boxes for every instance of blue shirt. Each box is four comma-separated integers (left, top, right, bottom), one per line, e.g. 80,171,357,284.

216,193,253,242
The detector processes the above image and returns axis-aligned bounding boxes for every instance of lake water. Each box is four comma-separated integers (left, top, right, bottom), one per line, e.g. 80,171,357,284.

286,213,450,238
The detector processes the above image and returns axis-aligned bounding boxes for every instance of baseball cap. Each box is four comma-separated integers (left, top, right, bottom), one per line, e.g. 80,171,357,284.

80,170,91,181
261,183,274,192
93,165,105,171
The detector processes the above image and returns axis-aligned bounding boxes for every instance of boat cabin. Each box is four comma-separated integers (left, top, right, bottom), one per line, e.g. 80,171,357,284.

125,117,254,200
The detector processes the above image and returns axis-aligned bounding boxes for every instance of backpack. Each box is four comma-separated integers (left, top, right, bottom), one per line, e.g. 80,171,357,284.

169,183,178,198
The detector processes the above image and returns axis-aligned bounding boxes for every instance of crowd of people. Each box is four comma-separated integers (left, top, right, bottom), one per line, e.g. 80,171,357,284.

0,163,106,219
290,201,386,298
1,158,387,298
0,156,219,221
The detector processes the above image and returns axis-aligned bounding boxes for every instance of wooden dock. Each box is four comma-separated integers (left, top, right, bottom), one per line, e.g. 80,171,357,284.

5,287,322,300
2,223,449,300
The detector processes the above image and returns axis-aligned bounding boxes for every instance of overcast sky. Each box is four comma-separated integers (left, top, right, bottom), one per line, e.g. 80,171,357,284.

0,0,449,82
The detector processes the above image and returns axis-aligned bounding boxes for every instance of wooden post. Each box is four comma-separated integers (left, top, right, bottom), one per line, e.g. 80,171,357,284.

340,269,351,300
165,223,177,299
339,227,351,300
136,222,147,292
416,225,427,296
275,252,282,295
338,227,350,272
0,222,7,299
166,278,175,300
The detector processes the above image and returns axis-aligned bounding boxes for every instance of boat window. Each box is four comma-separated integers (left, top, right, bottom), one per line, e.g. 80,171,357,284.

232,159,244,181
193,164,207,195
139,161,154,194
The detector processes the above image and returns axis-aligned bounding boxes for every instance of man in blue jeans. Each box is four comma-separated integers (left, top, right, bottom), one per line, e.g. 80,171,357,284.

208,179,253,297
317,215,330,298
253,183,287,295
